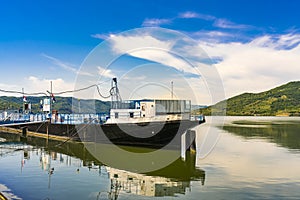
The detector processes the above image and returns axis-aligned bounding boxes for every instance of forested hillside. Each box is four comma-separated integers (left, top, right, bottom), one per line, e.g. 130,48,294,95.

197,81,300,116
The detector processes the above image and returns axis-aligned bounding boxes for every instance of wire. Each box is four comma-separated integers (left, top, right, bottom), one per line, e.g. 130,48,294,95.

0,89,48,96
0,79,113,99
53,84,96,95
53,84,111,99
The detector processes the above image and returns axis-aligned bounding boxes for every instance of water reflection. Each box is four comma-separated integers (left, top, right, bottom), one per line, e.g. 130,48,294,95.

221,118,300,151
0,132,205,199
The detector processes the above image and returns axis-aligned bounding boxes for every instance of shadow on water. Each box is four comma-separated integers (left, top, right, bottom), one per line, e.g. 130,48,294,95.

221,119,300,151
0,131,205,198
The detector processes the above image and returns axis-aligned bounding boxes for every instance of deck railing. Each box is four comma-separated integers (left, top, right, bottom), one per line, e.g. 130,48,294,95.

0,111,109,125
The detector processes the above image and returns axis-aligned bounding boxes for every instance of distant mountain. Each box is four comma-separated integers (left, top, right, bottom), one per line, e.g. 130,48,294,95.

196,81,300,116
0,96,110,114
191,105,207,110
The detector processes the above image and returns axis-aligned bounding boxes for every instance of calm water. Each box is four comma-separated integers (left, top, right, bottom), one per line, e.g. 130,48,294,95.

1,116,300,199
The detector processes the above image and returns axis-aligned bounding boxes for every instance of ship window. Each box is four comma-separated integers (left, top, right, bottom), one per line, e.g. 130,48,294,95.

142,105,145,111
115,112,119,119
129,112,134,118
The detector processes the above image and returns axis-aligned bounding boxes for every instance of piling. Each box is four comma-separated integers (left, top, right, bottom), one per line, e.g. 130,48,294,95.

22,126,27,137
186,129,196,153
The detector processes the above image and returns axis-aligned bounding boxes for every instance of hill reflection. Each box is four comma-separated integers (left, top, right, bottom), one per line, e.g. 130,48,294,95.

221,119,300,151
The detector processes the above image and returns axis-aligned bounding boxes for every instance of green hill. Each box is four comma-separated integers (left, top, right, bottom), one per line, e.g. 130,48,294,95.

196,81,300,116
0,96,110,114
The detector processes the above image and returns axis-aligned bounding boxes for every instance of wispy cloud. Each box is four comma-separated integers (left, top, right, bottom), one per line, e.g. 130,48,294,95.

189,30,235,43
141,11,215,27
250,33,300,50
142,18,172,27
141,11,252,31
91,33,116,40
178,11,215,21
91,11,252,43
42,53,77,73
213,18,251,29
42,53,93,76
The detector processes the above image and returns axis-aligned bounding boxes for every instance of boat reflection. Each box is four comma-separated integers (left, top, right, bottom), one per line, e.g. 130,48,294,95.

104,166,195,198
0,131,205,199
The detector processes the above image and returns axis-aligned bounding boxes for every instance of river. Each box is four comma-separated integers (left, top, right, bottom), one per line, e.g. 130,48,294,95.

0,116,300,199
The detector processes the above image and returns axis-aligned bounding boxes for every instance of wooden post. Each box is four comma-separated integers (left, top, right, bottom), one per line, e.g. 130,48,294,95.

46,122,49,139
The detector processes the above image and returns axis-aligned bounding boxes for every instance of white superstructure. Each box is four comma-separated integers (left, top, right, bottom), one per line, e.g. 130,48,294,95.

105,99,191,124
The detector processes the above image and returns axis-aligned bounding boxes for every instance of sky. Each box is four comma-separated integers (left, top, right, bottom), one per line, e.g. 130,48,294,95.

1,0,300,105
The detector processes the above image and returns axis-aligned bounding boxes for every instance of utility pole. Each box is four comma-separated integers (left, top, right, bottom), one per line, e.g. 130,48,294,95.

47,81,53,122
22,88,25,114
171,81,174,99
50,81,52,121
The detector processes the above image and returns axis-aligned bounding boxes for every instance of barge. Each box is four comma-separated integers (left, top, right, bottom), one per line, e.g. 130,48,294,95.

3,78,204,150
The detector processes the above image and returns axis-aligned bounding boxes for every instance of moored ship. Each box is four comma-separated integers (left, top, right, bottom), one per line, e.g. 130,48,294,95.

3,78,204,150
76,78,203,149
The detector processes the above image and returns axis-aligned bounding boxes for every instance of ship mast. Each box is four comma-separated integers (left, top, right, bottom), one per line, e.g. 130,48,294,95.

111,78,121,109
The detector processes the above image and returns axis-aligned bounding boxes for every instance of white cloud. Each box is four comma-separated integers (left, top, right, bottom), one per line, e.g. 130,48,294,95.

26,76,75,96
110,34,201,75
110,34,175,54
0,83,24,97
109,30,300,104
98,66,115,79
108,33,223,104
199,33,300,98
178,11,215,21
142,18,172,27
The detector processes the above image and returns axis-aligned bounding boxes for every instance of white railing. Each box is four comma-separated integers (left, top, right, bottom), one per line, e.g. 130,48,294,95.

0,111,109,125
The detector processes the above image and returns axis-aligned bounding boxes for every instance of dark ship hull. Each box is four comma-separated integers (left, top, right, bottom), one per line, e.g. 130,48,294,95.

77,119,200,149
5,119,201,150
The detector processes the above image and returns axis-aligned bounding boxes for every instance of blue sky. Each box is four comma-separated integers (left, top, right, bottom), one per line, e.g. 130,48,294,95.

1,0,300,104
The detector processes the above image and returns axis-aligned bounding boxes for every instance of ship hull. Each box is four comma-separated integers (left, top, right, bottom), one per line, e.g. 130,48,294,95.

77,120,199,149
5,119,201,150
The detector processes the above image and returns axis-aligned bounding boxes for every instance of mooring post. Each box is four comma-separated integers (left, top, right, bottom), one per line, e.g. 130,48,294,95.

46,121,49,139
186,129,196,153
181,129,197,161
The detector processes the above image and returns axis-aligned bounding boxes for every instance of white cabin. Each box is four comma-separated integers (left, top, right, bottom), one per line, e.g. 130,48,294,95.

106,99,191,124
